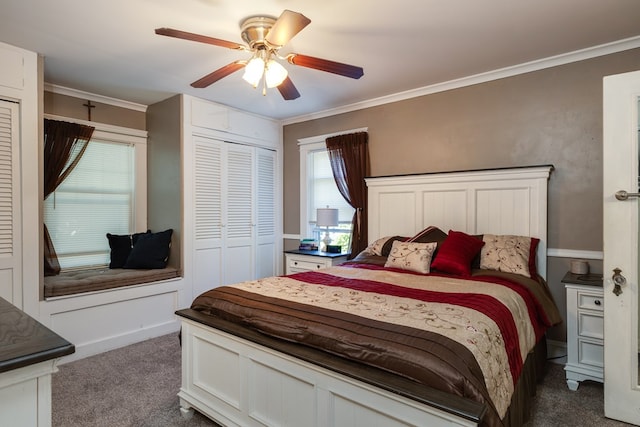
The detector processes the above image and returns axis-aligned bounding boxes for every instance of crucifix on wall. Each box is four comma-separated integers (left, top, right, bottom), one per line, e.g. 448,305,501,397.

82,100,95,121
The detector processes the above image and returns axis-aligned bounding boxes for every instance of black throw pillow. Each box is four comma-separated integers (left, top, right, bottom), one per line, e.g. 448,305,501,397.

123,229,173,269
107,230,150,269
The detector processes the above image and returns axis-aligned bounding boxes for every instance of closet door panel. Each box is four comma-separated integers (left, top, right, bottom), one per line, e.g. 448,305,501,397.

224,143,255,284
0,101,20,303
256,148,277,279
193,136,224,294
194,247,223,297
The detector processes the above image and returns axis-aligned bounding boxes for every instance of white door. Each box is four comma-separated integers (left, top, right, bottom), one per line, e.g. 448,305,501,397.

0,100,21,305
603,69,640,425
255,147,277,279
193,136,224,298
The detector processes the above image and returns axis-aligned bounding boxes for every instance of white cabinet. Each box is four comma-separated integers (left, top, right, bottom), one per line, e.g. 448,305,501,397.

190,97,279,143
0,297,75,427
148,94,282,301
285,250,348,274
192,136,277,296
0,42,39,314
564,273,604,391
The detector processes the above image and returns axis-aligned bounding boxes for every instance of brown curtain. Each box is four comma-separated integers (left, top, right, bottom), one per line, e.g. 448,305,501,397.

325,131,370,259
43,119,95,276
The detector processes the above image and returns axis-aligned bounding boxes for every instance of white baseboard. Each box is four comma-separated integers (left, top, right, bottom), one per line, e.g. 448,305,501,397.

546,339,567,365
58,320,180,364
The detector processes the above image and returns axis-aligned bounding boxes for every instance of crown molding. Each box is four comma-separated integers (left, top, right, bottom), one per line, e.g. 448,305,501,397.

44,113,148,142
282,36,640,126
44,83,148,112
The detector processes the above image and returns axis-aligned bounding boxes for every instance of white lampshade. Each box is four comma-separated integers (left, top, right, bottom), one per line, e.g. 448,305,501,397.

242,57,265,87
316,208,339,227
265,60,288,88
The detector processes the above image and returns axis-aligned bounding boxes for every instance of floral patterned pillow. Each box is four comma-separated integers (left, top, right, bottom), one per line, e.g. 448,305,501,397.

364,235,406,256
384,241,438,274
480,234,539,278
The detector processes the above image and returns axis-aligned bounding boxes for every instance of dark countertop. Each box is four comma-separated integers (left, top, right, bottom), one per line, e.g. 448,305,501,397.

0,297,74,373
561,271,603,287
285,249,350,258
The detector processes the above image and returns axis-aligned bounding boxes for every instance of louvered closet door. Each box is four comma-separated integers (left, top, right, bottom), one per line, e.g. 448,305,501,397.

193,136,224,297
0,100,20,303
255,148,277,279
224,143,255,285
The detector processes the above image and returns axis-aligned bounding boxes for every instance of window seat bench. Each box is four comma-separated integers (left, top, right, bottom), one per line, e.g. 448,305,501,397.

44,267,181,298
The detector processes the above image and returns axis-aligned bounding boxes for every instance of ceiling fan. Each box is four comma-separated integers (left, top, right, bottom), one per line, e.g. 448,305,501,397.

155,9,364,100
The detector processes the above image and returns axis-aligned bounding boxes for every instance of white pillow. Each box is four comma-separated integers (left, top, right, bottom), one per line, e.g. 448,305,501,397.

384,241,437,274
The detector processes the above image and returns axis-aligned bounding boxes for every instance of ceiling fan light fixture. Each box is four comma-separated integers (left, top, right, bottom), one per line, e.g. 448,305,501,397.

265,60,288,88
242,56,265,87
156,9,363,100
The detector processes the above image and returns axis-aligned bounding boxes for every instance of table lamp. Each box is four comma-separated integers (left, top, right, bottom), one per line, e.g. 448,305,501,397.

316,207,339,252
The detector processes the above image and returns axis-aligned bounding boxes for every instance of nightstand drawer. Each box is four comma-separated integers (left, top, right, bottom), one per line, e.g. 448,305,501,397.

578,312,604,340
288,259,327,271
578,338,604,368
578,292,604,311
285,251,349,275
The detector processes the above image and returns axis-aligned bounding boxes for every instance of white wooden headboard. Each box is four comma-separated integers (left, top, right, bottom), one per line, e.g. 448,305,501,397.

366,165,553,279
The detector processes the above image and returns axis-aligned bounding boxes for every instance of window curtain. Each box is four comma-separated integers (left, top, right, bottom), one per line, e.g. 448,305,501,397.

43,119,95,276
325,131,370,259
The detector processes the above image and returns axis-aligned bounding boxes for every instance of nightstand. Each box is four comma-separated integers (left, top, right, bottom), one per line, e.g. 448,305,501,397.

284,250,349,274
562,271,604,391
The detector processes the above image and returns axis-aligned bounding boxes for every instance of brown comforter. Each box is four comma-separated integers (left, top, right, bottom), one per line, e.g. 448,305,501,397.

191,263,561,427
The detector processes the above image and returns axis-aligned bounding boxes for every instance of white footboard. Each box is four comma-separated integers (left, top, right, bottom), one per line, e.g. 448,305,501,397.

178,316,480,427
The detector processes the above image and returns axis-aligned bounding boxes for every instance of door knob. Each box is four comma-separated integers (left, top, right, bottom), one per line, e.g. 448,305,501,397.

615,190,640,200
612,268,626,296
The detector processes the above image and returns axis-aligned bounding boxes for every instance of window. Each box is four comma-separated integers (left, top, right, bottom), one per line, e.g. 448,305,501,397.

307,149,353,247
43,117,147,270
298,128,366,251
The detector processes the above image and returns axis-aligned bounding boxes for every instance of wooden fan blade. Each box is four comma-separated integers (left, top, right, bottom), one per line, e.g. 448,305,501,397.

155,28,245,50
265,10,311,48
286,54,364,79
191,61,246,88
277,76,300,100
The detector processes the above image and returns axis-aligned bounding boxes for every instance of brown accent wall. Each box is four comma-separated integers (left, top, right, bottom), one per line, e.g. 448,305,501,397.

146,95,183,270
44,92,146,130
284,48,640,251
283,48,640,343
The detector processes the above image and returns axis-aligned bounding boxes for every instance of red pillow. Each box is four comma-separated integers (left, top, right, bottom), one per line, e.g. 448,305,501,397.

430,230,485,276
528,237,540,278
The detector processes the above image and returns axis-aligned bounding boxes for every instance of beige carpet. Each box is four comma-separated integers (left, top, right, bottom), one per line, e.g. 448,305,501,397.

52,334,633,427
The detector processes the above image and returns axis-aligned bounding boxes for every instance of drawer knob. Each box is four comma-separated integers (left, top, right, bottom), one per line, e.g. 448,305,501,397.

294,261,298,265
594,300,601,306
316,265,321,269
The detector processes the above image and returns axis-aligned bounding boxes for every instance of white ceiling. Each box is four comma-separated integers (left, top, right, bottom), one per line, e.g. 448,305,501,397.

1,0,640,121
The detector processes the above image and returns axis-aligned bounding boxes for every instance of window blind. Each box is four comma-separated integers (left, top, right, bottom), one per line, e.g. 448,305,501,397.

309,150,353,222
43,140,134,269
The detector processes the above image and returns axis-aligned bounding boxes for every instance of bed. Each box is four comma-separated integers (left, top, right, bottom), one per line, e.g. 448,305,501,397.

176,165,559,427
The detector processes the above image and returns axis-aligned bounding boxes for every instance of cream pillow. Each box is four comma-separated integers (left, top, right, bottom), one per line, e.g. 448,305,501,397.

480,234,534,278
364,235,402,256
384,241,437,274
